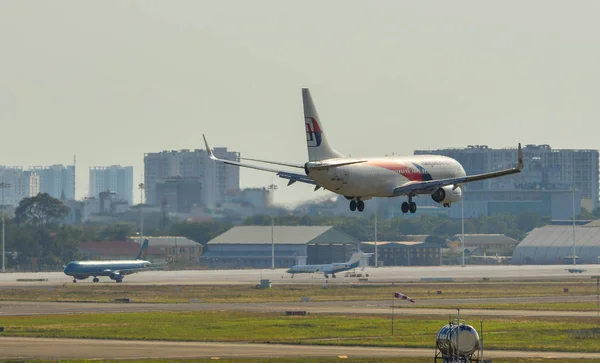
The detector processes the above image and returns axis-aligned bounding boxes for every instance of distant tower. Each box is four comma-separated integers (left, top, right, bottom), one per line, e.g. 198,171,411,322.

73,154,77,201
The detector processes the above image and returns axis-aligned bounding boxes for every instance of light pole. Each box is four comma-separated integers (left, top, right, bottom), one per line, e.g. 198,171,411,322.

138,183,145,240
374,199,378,268
0,182,10,273
461,190,465,267
267,182,278,269
572,188,576,265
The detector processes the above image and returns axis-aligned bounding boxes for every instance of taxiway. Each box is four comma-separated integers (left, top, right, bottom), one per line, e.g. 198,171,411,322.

1,264,599,287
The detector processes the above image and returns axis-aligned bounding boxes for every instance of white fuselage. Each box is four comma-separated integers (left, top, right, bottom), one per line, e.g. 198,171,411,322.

287,261,359,275
307,155,466,198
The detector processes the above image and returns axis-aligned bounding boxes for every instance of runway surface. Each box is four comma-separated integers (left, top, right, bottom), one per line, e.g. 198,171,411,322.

2,263,600,286
2,337,600,360
1,298,598,317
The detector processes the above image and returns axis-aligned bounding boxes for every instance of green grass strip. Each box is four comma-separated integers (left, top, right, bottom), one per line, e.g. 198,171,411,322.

1,311,600,352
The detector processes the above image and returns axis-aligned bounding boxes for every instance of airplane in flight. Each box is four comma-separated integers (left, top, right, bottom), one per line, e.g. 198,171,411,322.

63,239,153,283
203,88,523,213
286,251,372,278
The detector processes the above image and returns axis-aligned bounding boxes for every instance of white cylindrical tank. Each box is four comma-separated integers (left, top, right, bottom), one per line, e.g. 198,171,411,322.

436,323,480,356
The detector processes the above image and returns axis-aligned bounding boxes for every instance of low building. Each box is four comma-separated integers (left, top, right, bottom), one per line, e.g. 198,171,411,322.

360,240,442,266
202,226,359,269
131,236,203,264
512,220,600,264
450,234,519,255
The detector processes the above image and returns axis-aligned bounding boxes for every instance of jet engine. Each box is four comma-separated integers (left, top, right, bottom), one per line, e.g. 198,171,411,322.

431,185,462,204
109,272,122,281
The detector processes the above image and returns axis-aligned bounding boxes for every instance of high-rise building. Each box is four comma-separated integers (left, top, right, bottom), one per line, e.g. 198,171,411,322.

414,144,599,217
89,165,134,204
0,167,40,206
31,165,75,200
155,177,203,213
144,147,240,207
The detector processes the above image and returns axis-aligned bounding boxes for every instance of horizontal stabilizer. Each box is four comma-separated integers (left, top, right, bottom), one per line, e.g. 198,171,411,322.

203,134,316,186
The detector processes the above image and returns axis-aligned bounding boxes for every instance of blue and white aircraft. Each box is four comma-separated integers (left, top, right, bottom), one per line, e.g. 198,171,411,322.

63,239,153,283
286,251,371,278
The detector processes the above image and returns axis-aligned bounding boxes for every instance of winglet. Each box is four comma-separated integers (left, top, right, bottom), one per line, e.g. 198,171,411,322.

203,134,216,160
516,143,523,171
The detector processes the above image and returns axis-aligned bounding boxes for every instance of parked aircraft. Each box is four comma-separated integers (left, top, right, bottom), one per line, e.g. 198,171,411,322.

204,88,523,213
63,239,152,283
286,251,372,278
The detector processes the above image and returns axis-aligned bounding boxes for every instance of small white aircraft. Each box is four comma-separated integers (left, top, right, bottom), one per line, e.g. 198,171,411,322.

203,88,523,213
286,252,372,278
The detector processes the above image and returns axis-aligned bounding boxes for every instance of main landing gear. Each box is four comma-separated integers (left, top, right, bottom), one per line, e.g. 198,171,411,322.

349,199,365,212
93,277,99,283
401,196,417,214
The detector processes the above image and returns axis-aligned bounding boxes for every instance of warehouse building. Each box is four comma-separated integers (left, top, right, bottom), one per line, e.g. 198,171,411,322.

511,220,600,264
201,226,359,268
360,238,443,266
450,234,519,255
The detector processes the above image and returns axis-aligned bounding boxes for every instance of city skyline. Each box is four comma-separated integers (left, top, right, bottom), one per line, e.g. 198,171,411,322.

3,1,600,206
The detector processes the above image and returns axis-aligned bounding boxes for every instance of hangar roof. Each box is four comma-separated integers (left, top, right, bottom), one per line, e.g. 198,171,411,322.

207,226,359,245
512,221,600,264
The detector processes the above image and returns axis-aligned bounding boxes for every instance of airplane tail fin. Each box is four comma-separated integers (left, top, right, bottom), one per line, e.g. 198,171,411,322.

348,251,372,267
136,239,149,260
303,88,344,162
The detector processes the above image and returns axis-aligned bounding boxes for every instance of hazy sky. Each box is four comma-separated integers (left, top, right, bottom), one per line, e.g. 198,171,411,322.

2,1,600,206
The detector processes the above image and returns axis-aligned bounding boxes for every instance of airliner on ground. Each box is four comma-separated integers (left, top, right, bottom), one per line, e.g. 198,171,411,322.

204,88,523,213
63,239,152,283
286,252,371,278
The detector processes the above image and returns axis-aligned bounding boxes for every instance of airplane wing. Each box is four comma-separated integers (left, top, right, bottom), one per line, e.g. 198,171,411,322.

320,267,335,274
393,143,524,196
108,267,158,276
203,135,316,186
